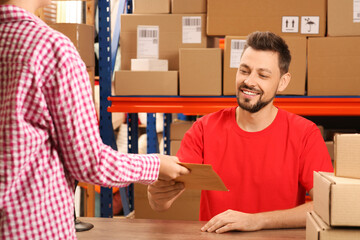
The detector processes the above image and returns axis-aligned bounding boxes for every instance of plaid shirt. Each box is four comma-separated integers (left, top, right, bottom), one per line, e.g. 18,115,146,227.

0,5,160,239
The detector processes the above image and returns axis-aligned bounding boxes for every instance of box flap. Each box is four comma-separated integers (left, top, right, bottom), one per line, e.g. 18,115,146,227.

314,172,332,225
306,211,321,240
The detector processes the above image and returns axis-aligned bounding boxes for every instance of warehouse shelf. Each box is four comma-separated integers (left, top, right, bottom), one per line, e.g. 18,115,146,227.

108,96,360,116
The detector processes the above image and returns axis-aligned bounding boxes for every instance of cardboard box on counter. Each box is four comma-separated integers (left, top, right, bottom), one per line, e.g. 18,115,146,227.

134,183,200,220
334,134,360,179
314,172,360,227
133,0,170,14
306,211,360,240
223,36,306,95
171,0,206,14
308,37,360,96
328,0,360,36
114,71,178,96
121,14,207,70
170,121,194,140
170,140,181,156
50,23,95,67
207,0,326,37
179,48,222,96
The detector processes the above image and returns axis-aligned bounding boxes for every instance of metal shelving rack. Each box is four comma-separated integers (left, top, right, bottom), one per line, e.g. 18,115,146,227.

98,0,360,218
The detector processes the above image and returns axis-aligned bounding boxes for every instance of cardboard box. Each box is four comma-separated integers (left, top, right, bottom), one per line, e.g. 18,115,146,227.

223,36,306,95
328,0,360,36
179,48,222,96
131,59,169,71
334,134,360,179
170,121,194,140
325,141,334,161
313,172,360,227
308,37,360,96
50,23,95,67
207,0,326,37
171,0,206,14
133,0,170,14
134,183,200,220
114,71,178,95
170,140,181,156
121,14,207,70
306,211,360,240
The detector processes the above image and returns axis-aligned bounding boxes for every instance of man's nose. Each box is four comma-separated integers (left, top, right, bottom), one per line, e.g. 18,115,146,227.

243,72,257,86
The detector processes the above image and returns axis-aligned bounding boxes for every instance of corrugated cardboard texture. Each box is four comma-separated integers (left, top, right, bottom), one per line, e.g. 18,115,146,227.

314,172,360,227
179,48,222,96
207,0,326,36
50,23,95,67
134,183,200,220
306,211,360,240
328,0,360,36
308,37,360,96
170,140,181,156
334,134,360,179
120,14,207,70
223,36,306,95
114,71,178,95
170,121,194,140
133,0,170,14
171,0,206,14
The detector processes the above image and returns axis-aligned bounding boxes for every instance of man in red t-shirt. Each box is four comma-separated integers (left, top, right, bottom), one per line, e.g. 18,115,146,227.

147,31,333,233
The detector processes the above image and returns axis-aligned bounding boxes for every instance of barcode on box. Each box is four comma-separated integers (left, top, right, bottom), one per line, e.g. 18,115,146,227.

232,41,246,50
139,29,158,38
183,17,201,26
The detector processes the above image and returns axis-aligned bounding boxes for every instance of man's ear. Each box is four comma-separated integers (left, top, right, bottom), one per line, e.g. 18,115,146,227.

277,72,291,93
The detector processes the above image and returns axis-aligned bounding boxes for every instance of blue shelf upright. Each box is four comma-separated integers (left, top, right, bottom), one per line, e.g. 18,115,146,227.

98,0,115,218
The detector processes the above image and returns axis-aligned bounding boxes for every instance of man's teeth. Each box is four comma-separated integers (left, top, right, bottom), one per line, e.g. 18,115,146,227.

243,90,257,96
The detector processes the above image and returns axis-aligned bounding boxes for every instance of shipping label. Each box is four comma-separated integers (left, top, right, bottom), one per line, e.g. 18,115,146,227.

137,25,159,59
182,16,202,44
354,0,360,23
230,39,246,69
301,16,320,34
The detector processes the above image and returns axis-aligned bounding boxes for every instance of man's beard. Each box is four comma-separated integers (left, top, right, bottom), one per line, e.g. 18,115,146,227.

236,83,276,113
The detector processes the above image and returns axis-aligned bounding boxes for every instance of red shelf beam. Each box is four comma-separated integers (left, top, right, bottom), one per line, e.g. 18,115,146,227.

108,97,360,116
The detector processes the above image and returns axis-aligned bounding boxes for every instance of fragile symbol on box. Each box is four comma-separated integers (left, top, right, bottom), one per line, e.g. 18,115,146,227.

282,16,299,33
301,16,320,34
137,25,159,59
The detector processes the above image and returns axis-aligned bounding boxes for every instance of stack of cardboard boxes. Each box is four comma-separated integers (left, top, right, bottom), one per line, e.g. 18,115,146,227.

307,134,360,239
115,0,360,97
115,0,215,96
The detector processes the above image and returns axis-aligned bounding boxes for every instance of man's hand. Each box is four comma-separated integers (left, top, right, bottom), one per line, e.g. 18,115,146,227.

157,155,189,181
201,210,263,233
148,180,186,211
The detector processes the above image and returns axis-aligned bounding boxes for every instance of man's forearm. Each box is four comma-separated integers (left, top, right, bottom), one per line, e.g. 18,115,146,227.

258,201,313,229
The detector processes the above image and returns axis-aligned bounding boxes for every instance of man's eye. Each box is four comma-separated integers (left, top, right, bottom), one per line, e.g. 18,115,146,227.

259,74,269,79
239,69,249,74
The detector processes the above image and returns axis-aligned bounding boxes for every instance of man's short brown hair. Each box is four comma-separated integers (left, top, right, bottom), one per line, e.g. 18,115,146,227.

243,31,291,76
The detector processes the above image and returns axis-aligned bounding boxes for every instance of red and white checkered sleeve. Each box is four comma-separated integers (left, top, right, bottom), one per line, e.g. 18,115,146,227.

44,35,159,187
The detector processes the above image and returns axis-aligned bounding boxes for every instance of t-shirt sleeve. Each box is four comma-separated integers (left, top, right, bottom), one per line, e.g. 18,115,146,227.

177,120,204,164
299,124,334,192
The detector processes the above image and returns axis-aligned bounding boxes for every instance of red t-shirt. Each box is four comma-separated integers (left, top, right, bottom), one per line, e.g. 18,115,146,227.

177,107,333,221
